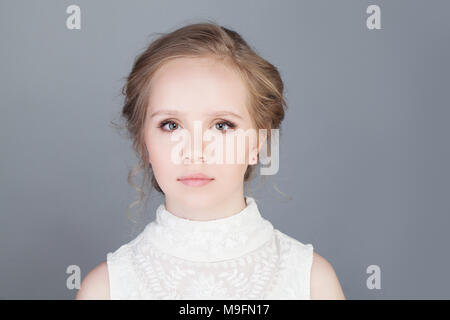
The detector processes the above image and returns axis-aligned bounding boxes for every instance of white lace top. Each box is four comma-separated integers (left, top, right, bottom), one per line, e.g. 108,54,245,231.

106,196,314,299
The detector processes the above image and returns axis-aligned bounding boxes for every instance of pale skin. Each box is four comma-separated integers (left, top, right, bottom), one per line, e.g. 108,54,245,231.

76,56,346,300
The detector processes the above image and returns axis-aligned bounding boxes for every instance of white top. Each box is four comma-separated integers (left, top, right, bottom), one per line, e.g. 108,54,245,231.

106,196,314,299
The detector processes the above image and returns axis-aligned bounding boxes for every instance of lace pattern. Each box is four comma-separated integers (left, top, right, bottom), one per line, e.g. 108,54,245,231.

106,196,314,299
107,230,313,300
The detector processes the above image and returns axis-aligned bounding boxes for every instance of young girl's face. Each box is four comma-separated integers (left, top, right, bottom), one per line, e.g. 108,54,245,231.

144,56,258,208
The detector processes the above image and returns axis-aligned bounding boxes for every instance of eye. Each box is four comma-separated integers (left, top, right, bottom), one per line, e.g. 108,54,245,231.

213,120,236,133
158,120,179,132
158,119,236,133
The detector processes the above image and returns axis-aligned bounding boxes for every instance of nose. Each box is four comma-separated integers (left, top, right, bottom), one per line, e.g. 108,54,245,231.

180,125,207,165
182,153,206,164
181,143,206,164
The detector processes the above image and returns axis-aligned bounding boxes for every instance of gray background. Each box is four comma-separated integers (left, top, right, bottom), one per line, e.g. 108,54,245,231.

1,0,449,299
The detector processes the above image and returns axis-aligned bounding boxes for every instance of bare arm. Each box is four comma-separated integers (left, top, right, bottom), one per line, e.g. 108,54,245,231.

75,261,110,300
310,251,346,300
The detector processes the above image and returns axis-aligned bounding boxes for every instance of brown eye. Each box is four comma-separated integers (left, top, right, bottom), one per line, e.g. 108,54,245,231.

168,122,178,130
159,120,179,132
215,123,227,130
214,121,235,132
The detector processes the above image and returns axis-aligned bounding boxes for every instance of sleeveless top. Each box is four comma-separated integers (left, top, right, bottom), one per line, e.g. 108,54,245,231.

106,196,314,299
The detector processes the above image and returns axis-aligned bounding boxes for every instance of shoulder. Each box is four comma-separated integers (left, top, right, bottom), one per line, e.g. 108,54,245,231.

75,228,149,300
273,230,345,299
274,229,313,260
75,261,110,300
310,251,346,299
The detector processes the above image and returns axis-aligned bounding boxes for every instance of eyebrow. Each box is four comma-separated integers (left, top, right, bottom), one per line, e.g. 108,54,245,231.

150,109,244,120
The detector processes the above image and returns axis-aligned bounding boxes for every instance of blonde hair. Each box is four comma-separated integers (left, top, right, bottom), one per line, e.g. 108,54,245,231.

112,20,290,222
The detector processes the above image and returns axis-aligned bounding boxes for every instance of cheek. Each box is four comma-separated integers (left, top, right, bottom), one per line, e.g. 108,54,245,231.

146,138,177,191
146,134,172,167
211,132,254,165
213,162,248,183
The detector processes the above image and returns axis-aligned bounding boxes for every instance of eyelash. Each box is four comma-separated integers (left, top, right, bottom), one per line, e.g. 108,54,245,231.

157,119,236,133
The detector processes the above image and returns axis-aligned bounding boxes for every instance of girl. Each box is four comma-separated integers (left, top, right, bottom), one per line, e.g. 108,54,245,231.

76,22,345,300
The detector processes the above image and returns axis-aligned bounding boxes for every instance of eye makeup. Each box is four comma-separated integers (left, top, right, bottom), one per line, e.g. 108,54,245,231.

157,119,236,133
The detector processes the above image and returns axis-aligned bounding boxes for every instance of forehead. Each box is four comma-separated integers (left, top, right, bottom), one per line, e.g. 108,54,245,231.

148,57,250,117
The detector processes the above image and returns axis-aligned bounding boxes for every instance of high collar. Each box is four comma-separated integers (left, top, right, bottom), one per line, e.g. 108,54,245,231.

142,196,275,262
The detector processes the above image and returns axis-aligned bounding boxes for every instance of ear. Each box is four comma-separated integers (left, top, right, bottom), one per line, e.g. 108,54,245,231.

249,132,268,165
145,144,152,165
258,132,268,154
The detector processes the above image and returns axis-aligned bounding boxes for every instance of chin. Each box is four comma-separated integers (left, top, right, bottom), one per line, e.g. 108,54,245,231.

178,191,218,208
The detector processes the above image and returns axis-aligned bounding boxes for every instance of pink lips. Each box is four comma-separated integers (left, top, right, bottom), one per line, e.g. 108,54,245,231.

178,173,214,187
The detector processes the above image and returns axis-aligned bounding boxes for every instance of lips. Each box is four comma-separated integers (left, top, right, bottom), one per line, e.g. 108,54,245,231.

178,173,214,187
178,173,213,181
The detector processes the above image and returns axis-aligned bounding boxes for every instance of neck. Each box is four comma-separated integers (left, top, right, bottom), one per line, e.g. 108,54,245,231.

142,195,275,262
164,188,246,221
